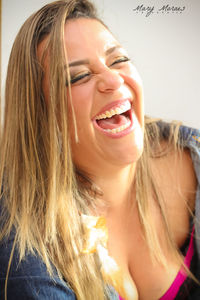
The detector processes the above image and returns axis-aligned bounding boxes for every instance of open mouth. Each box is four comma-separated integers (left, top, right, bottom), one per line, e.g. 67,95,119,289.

94,100,132,134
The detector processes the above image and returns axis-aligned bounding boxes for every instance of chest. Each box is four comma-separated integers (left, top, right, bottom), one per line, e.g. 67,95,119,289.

109,176,195,300
107,149,197,299
107,205,189,300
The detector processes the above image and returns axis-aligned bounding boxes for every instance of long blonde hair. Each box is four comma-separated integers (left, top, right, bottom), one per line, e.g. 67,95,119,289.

0,1,190,299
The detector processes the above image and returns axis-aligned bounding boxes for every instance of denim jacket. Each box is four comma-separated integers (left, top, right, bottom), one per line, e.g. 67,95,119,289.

0,122,200,300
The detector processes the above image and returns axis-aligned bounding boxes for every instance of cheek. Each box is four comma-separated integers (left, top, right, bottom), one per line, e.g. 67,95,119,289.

122,64,144,127
67,86,94,138
69,86,93,120
130,64,143,87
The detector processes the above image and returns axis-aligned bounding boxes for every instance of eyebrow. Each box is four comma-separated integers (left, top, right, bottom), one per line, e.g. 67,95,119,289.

68,45,122,68
69,59,89,67
105,45,122,56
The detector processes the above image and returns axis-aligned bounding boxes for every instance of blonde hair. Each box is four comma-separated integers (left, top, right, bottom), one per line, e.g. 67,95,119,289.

0,0,192,299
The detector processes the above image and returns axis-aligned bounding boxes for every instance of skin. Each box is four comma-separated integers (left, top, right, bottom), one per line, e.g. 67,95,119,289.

38,18,144,207
38,18,197,300
64,19,144,181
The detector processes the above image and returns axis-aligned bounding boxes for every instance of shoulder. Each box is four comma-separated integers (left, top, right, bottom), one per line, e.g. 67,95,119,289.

0,231,76,300
153,121,199,204
149,122,199,246
155,120,200,149
155,121,200,184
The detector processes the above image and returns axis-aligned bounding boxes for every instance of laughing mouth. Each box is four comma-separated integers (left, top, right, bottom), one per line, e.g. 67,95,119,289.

94,100,132,134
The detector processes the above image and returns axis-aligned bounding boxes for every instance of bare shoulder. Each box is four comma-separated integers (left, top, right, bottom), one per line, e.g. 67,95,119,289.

150,142,197,246
151,141,197,207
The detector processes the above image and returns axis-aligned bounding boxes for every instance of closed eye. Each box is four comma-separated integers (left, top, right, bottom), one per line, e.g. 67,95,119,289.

110,56,131,66
66,56,131,86
66,72,91,86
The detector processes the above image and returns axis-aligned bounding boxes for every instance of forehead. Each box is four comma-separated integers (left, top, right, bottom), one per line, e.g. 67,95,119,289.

64,18,119,60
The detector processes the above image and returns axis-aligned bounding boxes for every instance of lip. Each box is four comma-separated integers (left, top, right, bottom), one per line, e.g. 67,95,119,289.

92,99,132,120
92,103,136,139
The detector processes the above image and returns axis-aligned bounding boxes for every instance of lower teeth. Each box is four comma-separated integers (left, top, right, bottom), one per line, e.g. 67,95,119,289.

103,120,131,134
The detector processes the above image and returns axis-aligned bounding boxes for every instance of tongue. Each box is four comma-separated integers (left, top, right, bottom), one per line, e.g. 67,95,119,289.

97,114,129,130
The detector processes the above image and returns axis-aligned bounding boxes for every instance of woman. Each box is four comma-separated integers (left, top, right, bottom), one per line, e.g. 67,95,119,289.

0,0,200,299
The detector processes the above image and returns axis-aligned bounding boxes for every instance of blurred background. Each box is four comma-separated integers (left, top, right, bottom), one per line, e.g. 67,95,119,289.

1,0,200,128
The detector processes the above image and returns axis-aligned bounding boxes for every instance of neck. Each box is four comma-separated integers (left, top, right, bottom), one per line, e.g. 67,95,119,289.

90,163,136,216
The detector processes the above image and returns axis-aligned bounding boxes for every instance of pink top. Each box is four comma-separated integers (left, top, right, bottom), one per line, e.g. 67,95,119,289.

119,226,194,300
159,226,194,300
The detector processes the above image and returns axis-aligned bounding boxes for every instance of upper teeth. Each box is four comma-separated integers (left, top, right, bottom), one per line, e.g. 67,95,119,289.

95,100,131,120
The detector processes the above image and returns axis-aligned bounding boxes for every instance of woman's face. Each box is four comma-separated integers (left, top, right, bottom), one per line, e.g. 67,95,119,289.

41,18,144,175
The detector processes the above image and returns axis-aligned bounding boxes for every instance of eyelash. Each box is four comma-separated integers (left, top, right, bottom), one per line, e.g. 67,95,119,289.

70,73,91,85
68,56,130,85
110,56,130,66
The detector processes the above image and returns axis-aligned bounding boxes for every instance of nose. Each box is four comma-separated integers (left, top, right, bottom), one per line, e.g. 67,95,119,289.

97,68,124,93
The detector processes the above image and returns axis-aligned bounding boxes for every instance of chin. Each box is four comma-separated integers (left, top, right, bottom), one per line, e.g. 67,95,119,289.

118,146,143,166
107,128,144,167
